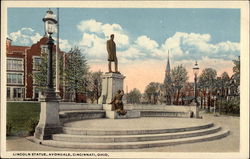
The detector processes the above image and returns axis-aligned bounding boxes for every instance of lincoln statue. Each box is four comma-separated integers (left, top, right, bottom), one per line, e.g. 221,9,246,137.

106,34,118,73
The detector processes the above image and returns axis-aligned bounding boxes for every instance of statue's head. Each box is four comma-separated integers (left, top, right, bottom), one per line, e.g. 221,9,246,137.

117,90,121,94
110,34,114,40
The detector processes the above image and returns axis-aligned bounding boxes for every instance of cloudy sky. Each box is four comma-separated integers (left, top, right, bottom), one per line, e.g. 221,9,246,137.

8,8,240,92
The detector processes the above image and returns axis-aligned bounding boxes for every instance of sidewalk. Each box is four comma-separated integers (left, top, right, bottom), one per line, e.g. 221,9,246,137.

6,113,239,152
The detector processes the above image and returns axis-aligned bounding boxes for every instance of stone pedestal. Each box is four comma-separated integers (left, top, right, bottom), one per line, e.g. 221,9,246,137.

103,104,140,119
98,73,125,104
34,91,62,140
106,110,140,119
195,107,200,118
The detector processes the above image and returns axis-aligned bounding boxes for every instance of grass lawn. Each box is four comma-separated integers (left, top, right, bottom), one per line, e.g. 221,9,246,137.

7,102,40,135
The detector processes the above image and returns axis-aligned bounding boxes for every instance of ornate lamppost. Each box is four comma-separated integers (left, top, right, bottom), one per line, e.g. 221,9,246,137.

43,9,58,100
34,9,62,140
212,95,217,116
193,61,200,106
193,61,200,118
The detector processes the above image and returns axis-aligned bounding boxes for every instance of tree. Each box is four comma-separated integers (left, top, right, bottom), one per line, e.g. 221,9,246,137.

231,56,240,95
198,68,217,110
127,88,142,104
32,46,64,91
221,72,230,97
86,71,103,103
32,49,48,89
232,56,240,81
144,82,161,104
171,65,188,105
64,47,89,102
163,81,173,105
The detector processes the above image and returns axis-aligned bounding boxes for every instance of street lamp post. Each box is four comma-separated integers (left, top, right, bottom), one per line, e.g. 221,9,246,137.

94,79,98,104
43,9,57,100
193,61,200,118
212,95,217,116
34,9,62,140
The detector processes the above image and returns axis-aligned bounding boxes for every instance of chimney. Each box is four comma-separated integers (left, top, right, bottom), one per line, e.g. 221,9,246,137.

6,38,12,52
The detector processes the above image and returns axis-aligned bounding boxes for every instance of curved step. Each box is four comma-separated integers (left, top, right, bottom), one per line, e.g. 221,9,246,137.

53,126,221,143
62,122,214,135
41,130,229,149
60,110,106,123
140,111,190,117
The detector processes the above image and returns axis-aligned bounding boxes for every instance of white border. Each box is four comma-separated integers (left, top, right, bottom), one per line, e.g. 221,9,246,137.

1,1,249,159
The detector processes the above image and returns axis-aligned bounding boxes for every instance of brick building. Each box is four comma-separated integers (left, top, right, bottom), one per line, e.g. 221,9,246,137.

25,36,57,100
6,37,61,101
6,37,86,102
6,38,30,101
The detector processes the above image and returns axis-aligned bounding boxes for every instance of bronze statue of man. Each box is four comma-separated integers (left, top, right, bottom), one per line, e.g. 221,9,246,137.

106,34,118,73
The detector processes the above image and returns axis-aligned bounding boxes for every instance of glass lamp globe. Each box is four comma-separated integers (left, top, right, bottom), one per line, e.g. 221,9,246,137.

193,61,200,76
43,9,57,35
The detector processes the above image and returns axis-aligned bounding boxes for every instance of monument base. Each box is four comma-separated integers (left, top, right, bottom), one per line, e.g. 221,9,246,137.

98,73,125,104
34,125,62,140
103,104,140,119
105,110,140,119
34,101,62,140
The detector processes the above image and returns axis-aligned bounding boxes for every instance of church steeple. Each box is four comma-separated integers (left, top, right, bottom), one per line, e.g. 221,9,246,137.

164,50,171,84
166,51,170,74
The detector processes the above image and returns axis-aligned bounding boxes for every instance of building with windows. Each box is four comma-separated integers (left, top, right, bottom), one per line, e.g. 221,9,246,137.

6,37,87,102
25,37,50,100
6,37,59,101
6,38,30,101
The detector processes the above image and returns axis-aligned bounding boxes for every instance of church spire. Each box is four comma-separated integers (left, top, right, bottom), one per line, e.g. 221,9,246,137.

166,50,170,74
164,50,171,84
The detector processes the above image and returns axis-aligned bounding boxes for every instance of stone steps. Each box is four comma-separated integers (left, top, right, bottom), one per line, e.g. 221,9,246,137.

62,122,214,135
41,129,229,149
52,126,221,143
33,110,230,150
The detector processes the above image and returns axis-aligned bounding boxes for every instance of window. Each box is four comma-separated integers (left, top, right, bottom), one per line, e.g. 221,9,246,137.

7,59,23,71
13,88,23,98
34,87,39,99
7,73,23,84
33,57,42,70
32,71,39,85
41,45,48,54
7,87,10,98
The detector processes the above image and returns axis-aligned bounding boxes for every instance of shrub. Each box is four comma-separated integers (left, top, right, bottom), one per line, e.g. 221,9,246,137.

6,120,13,136
26,117,39,136
220,97,240,115
7,102,40,136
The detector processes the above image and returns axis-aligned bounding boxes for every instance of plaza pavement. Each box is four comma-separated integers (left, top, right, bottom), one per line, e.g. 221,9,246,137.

6,112,239,152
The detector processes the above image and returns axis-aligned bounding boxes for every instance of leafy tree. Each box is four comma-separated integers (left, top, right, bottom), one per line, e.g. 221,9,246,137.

221,72,230,97
32,49,48,89
231,56,240,95
198,68,217,110
32,46,64,91
86,71,103,103
144,82,161,104
64,47,89,102
127,88,142,104
220,96,240,115
233,56,240,80
171,65,188,105
163,81,173,105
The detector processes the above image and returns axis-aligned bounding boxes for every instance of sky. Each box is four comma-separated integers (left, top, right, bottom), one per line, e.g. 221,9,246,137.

8,8,240,93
